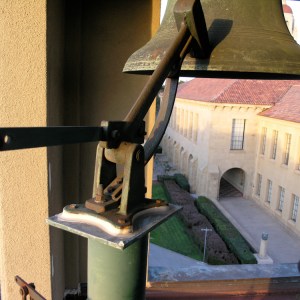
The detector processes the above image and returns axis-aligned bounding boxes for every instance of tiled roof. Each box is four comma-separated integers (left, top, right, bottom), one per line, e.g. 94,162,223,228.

176,78,236,101
259,85,300,123
216,80,299,105
177,78,299,106
283,4,293,14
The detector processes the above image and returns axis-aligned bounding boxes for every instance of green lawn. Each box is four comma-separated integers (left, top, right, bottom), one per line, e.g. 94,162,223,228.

150,183,203,261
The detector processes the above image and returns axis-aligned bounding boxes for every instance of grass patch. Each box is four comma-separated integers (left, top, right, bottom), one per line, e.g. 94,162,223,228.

150,183,202,261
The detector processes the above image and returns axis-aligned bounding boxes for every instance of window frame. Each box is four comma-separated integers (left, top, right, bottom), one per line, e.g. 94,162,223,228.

278,186,285,212
266,179,272,203
291,195,299,222
282,133,292,165
260,127,267,155
270,130,278,160
256,173,262,197
230,119,246,150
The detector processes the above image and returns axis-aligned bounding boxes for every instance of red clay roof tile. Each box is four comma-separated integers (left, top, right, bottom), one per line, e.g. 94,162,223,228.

176,78,300,123
259,85,300,123
177,78,299,106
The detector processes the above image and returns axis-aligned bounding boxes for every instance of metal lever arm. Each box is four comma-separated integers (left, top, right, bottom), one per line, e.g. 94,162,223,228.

124,21,191,138
0,121,145,151
144,77,179,164
15,276,46,300
0,126,102,151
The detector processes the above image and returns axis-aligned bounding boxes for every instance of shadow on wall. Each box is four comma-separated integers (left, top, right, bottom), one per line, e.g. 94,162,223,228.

47,0,155,290
220,168,245,198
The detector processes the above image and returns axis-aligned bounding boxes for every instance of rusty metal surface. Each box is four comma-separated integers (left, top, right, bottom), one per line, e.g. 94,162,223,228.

15,276,46,300
124,21,191,133
124,0,300,78
47,203,180,250
146,276,300,299
144,77,179,164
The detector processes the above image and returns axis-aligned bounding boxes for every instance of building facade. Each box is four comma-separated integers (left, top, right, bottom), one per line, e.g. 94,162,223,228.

162,79,300,236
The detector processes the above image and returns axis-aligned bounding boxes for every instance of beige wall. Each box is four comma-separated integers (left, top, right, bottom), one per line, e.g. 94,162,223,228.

164,98,266,199
254,116,300,235
163,95,300,236
0,1,53,299
0,0,160,299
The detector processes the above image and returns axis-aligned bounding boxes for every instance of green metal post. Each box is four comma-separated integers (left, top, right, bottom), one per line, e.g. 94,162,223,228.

87,236,149,300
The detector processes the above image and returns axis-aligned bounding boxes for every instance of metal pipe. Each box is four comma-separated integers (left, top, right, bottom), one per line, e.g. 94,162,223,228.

88,236,149,300
201,228,212,262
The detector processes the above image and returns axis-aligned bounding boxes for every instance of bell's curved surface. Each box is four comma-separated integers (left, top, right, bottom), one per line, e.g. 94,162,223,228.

123,0,300,78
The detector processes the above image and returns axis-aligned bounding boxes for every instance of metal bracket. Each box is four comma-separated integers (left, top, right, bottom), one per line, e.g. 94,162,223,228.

84,141,167,229
15,276,46,300
1,0,205,251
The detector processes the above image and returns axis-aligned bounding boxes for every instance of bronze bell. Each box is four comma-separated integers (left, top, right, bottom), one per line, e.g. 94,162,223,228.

124,0,300,79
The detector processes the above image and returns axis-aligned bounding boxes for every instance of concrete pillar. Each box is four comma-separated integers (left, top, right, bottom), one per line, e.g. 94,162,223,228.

259,233,269,259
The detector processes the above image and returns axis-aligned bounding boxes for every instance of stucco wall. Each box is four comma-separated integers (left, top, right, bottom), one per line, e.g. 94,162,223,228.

223,168,245,192
165,99,265,200
0,1,52,299
163,94,300,237
254,117,300,234
0,0,160,298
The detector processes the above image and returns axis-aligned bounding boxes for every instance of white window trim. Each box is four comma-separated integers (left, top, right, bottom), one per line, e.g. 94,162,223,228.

291,195,299,222
231,119,246,150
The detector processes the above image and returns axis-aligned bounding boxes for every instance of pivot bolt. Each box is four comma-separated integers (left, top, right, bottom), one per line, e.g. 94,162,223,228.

95,184,104,202
118,217,128,225
136,149,142,162
70,204,79,209
111,130,120,139
4,135,11,144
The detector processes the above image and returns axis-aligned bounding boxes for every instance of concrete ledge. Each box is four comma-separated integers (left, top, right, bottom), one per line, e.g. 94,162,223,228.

254,254,274,264
149,263,299,282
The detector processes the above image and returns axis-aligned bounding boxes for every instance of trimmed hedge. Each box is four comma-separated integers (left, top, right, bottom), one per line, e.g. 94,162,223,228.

195,197,257,264
174,173,190,192
157,173,190,192
157,175,174,183
151,183,202,261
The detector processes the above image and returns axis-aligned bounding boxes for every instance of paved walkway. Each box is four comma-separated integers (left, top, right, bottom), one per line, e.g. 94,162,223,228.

150,154,300,275
217,196,300,264
149,244,205,269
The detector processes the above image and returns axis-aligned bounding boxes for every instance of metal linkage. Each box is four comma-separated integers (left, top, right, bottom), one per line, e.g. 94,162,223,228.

15,276,46,300
0,121,145,151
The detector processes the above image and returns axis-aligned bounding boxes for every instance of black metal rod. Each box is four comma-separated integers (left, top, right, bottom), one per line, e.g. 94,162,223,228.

0,126,102,151
144,77,179,164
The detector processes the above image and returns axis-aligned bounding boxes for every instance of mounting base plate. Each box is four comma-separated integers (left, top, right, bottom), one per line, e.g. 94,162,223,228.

47,203,180,250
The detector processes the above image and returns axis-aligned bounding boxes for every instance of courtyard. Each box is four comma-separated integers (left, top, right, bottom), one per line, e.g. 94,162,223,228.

153,154,300,265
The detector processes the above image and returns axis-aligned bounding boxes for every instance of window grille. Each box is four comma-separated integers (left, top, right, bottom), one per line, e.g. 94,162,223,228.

296,140,300,171
260,127,267,155
266,179,272,203
256,173,262,197
291,195,299,222
271,130,278,159
283,133,291,165
231,119,246,150
278,186,285,212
